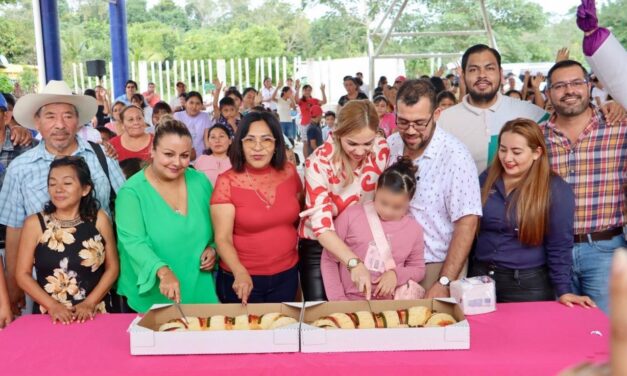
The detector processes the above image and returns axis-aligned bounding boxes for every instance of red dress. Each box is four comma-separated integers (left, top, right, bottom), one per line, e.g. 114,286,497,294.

109,134,153,162
211,163,302,275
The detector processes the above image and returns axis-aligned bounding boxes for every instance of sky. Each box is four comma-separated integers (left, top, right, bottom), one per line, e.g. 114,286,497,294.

149,0,610,20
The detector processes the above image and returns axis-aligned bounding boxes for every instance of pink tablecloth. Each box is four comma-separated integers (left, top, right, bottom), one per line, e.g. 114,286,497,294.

0,302,609,376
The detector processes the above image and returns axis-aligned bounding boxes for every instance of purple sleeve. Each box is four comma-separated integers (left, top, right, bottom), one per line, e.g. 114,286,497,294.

576,0,611,56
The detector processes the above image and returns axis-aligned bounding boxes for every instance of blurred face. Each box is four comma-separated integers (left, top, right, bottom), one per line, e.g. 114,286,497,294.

507,91,522,100
48,166,90,211
125,83,137,97
151,134,192,181
284,88,293,98
339,127,376,166
287,79,293,87
464,50,502,105
396,98,441,155
176,84,186,94
152,109,169,126
374,186,410,221
122,107,146,137
131,99,142,107
148,83,155,93
324,115,335,128
508,76,516,87
186,96,203,117
498,131,541,179
112,104,124,122
242,121,276,169
221,105,238,120
303,87,312,98
96,86,106,99
344,80,357,94
374,100,388,117
264,79,272,89
547,66,591,118
35,103,79,153
98,129,112,143
438,97,456,110
228,94,242,110
208,128,231,155
243,90,256,107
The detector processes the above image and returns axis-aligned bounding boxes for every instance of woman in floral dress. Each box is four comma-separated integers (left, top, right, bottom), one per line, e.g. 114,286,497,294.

16,156,119,324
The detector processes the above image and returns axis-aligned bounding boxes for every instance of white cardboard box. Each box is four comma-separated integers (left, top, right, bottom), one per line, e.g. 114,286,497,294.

128,303,302,355
300,299,470,353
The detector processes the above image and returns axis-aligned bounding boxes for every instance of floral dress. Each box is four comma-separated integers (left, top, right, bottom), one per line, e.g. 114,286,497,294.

34,213,110,314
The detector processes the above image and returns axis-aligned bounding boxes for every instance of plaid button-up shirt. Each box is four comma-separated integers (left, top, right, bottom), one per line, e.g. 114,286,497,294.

0,127,36,188
0,136,125,228
541,107,626,235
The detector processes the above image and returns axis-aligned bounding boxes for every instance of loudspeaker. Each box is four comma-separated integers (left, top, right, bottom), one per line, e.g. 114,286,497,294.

86,60,106,77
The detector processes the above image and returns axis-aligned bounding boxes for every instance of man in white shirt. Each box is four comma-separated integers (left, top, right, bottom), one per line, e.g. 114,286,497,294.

438,44,548,174
387,79,482,298
261,77,277,111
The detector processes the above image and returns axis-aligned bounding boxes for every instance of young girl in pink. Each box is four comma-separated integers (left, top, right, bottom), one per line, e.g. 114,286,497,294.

321,157,425,300
195,124,232,186
373,95,397,137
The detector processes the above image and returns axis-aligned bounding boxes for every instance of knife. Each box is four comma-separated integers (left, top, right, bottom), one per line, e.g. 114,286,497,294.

173,301,189,326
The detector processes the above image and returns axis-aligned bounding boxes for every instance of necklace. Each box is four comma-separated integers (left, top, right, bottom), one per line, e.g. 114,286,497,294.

50,213,83,227
245,168,272,209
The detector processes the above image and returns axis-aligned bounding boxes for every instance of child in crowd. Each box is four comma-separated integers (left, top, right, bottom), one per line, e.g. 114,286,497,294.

197,123,233,186
373,95,396,137
321,157,425,301
214,96,240,137
321,110,335,142
436,91,458,110
95,127,116,143
15,156,119,323
105,101,126,136
305,105,324,158
151,101,172,129
173,91,212,161
119,158,147,180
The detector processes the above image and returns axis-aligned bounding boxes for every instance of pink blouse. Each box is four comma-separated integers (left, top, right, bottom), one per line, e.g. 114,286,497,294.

194,155,232,186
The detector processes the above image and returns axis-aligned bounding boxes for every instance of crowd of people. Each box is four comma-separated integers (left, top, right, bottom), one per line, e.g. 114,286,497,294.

0,9,625,373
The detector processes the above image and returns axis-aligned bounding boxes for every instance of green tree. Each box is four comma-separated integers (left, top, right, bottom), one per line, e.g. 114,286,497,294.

0,73,12,92
128,21,181,62
599,0,627,46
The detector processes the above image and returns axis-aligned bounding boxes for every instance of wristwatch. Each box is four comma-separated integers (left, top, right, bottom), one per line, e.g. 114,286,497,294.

438,276,451,287
346,258,362,271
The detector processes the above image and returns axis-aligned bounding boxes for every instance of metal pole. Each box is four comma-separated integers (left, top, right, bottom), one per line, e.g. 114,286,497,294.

479,0,498,50
39,0,63,82
31,0,47,88
374,0,409,57
109,0,130,98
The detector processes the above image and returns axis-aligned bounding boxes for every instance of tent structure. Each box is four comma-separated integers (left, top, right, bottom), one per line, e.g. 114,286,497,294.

366,0,497,95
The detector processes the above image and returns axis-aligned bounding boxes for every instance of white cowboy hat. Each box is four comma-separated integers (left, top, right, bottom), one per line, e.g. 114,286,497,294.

13,80,97,130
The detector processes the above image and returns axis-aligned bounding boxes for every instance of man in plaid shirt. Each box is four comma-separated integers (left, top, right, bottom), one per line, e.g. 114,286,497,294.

542,59,626,314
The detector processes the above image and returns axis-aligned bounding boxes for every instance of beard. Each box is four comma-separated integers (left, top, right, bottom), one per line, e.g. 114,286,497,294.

466,78,500,105
551,93,589,117
401,125,435,155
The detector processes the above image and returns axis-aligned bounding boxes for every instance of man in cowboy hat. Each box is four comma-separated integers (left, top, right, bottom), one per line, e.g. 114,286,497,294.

0,80,125,316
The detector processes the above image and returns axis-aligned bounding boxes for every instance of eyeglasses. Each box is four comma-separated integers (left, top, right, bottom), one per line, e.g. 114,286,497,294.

549,79,588,91
242,135,276,149
396,112,434,131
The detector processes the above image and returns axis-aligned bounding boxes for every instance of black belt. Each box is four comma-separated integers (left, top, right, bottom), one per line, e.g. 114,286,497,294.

474,260,546,277
574,227,623,243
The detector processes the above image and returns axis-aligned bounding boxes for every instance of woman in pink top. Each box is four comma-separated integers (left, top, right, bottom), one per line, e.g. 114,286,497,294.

299,100,389,301
321,157,425,300
195,124,232,186
373,95,397,137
